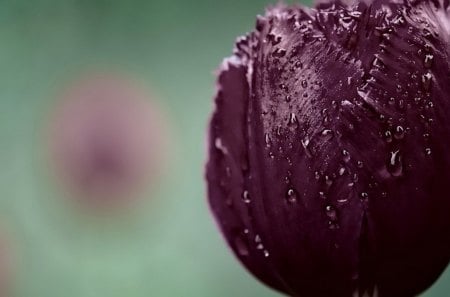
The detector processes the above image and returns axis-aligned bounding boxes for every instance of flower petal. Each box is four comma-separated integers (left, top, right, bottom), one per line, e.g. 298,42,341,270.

207,1,450,296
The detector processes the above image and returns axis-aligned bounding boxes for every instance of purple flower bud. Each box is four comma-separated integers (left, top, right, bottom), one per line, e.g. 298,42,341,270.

206,1,450,296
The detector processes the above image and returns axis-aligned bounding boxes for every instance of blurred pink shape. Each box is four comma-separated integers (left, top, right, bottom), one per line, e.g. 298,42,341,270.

47,73,169,211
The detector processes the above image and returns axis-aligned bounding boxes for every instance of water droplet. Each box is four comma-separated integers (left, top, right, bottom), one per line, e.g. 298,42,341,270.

276,126,282,136
394,126,405,140
360,192,369,200
325,175,333,187
337,198,348,203
424,54,434,68
272,48,287,58
267,33,282,45
342,149,351,162
326,205,338,221
319,191,326,199
302,138,313,158
254,234,269,256
321,129,334,140
280,84,288,92
339,167,346,176
242,190,251,203
265,133,271,147
387,150,403,177
341,99,353,107
422,73,432,91
215,137,229,154
328,221,339,230
423,28,432,38
372,57,384,69
315,171,321,180
288,113,298,127
286,188,298,203
357,161,364,168
384,130,393,143
301,80,308,88
425,147,432,156
285,95,291,102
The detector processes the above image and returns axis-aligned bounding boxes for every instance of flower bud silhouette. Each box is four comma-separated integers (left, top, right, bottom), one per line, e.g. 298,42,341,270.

206,1,450,296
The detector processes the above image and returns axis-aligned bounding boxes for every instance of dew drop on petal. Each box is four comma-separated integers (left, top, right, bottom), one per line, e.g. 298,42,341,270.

286,188,298,203
394,126,405,140
325,205,338,221
321,129,334,141
424,54,434,68
342,149,351,162
387,150,403,177
384,130,393,143
302,138,313,158
422,73,432,91
360,192,369,200
265,133,271,147
242,190,251,203
301,80,308,88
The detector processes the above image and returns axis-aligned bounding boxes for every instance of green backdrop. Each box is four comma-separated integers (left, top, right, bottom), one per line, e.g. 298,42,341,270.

0,0,448,296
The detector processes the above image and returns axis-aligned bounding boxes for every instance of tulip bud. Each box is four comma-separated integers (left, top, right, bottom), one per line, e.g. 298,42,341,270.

206,1,450,296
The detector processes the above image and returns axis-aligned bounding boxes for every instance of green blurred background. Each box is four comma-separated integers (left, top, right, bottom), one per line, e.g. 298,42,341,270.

0,0,449,296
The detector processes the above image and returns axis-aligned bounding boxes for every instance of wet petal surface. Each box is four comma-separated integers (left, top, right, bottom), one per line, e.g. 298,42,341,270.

207,1,450,296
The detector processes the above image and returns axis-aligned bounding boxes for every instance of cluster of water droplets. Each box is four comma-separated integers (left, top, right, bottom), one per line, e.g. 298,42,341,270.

233,228,271,258
226,2,442,256
254,234,270,257
326,205,339,229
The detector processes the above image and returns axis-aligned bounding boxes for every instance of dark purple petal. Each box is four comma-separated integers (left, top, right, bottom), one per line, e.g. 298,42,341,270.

207,55,290,292
207,1,450,296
